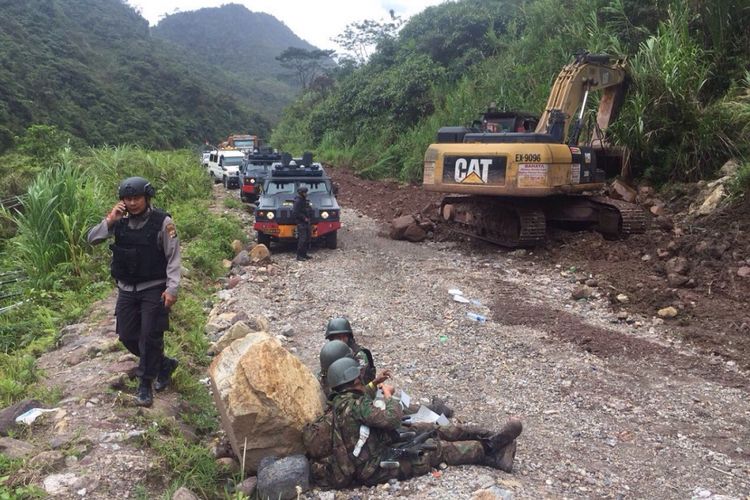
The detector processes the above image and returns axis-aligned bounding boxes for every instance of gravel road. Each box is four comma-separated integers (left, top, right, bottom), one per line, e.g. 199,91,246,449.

216,198,750,500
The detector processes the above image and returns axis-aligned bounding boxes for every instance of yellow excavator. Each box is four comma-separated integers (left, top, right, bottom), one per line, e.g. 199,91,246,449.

422,52,647,247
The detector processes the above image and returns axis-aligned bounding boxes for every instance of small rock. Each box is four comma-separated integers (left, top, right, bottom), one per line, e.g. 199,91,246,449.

231,239,243,255
227,275,241,289
281,326,295,338
616,311,628,321
584,278,598,287
236,477,258,496
737,266,750,278
172,486,201,500
616,294,629,304
657,306,679,319
641,254,651,262
509,249,527,257
667,273,689,287
43,473,79,495
571,285,592,300
0,436,36,459
233,250,251,266
222,259,233,269
250,244,271,263
665,256,690,275
216,457,240,474
471,486,514,500
656,248,670,259
29,450,66,472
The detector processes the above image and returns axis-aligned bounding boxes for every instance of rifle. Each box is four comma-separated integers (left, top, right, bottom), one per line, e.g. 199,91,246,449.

379,430,438,469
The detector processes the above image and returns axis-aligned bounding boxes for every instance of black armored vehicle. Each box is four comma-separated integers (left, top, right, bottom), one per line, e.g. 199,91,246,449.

253,153,341,249
239,149,282,203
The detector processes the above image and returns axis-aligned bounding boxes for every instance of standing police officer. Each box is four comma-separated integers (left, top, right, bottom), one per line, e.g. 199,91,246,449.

293,185,313,261
87,177,181,407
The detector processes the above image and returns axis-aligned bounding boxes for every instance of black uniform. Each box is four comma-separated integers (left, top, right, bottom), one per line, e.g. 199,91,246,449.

293,193,313,259
88,208,180,382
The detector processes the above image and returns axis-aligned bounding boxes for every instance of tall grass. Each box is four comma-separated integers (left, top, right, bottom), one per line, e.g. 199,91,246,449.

4,150,105,286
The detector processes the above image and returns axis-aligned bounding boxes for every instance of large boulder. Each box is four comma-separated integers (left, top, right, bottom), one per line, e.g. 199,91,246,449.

209,332,324,473
210,320,266,355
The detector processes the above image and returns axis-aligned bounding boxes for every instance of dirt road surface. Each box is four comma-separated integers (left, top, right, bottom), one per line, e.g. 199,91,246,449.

218,181,750,499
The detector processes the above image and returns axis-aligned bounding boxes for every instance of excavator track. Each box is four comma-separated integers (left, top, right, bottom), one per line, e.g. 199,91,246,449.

589,196,649,236
441,196,546,248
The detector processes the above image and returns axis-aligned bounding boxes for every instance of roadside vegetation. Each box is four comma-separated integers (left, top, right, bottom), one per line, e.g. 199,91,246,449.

0,141,246,497
271,0,750,186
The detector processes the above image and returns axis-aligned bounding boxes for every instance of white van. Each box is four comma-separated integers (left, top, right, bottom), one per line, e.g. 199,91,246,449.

207,149,245,188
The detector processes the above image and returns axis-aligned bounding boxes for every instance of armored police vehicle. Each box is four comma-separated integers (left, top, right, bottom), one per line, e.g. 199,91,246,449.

254,153,341,249
239,150,281,203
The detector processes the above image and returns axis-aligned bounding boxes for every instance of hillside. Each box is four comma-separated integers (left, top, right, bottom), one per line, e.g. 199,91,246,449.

0,0,272,150
153,2,318,119
271,0,750,185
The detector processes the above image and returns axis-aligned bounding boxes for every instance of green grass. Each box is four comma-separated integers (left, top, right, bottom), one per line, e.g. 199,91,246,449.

223,197,242,210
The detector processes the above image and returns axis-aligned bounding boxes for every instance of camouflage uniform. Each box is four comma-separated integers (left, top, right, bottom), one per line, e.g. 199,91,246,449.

326,388,489,486
349,340,376,385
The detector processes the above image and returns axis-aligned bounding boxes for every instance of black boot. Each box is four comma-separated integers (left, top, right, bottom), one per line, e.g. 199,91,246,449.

135,379,153,407
489,417,523,449
154,357,178,392
484,440,517,472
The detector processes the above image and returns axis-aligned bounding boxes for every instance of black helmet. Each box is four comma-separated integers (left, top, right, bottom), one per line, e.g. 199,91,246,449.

297,186,308,194
325,317,352,339
319,340,354,373
118,177,155,199
326,357,361,390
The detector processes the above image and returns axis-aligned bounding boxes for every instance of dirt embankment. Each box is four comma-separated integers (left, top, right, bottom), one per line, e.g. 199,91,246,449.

328,164,750,371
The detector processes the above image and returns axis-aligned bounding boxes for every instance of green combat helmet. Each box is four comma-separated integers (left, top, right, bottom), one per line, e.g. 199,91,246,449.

325,317,353,339
326,357,361,390
319,340,354,373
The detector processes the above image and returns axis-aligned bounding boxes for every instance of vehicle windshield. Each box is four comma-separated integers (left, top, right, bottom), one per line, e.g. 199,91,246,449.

221,157,243,167
265,182,296,195
299,181,329,194
234,140,255,148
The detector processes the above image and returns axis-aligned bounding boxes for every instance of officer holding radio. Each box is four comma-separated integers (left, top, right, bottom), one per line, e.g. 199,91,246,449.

87,176,181,407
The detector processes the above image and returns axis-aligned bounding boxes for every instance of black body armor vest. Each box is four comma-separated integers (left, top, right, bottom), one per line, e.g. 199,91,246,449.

110,209,168,285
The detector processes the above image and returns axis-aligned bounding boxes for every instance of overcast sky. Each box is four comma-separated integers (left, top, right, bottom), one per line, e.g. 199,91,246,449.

126,1,446,51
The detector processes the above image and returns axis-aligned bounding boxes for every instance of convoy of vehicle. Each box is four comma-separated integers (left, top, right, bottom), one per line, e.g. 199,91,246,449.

239,150,281,203
201,133,342,251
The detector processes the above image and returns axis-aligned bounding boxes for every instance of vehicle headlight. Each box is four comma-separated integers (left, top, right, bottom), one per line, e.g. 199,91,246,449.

320,211,329,219
266,211,275,220
250,178,255,184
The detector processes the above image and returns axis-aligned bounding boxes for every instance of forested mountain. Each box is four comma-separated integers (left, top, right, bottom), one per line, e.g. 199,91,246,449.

0,0,307,150
153,3,317,117
272,0,750,184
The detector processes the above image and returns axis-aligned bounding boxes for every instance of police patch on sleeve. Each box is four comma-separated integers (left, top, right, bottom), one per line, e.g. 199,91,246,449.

166,222,177,239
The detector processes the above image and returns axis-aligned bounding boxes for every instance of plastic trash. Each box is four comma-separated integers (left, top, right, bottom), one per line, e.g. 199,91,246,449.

15,407,59,425
452,294,470,304
466,312,487,323
439,335,448,344
448,288,463,296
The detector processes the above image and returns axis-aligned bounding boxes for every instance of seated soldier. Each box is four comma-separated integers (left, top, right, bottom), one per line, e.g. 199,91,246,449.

318,340,355,398
324,317,390,387
321,357,523,487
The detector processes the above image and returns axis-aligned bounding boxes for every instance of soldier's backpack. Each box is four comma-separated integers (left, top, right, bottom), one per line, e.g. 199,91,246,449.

302,406,356,488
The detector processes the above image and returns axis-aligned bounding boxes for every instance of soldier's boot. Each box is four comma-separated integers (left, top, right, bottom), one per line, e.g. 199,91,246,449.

135,379,153,407
483,440,517,473
488,417,523,450
154,357,178,392
427,396,454,418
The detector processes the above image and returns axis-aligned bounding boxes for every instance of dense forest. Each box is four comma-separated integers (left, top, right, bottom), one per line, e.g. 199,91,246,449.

0,1,315,152
271,0,750,185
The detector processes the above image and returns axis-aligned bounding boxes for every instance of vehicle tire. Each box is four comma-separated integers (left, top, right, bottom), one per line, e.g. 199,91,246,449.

325,231,337,249
223,176,227,188
257,232,271,247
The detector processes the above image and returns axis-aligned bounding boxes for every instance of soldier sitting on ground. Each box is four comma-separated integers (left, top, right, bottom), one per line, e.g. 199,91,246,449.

324,317,389,387
306,357,522,487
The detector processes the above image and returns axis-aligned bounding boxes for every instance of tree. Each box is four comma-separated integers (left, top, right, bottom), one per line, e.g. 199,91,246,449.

276,47,335,89
332,10,403,65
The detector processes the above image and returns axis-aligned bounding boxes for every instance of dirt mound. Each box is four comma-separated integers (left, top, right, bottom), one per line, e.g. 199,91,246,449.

327,165,442,222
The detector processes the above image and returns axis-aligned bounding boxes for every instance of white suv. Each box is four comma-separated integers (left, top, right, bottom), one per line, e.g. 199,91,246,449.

207,150,244,187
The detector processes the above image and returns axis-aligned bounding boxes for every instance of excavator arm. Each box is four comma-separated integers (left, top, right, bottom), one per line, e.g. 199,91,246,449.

535,53,627,145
